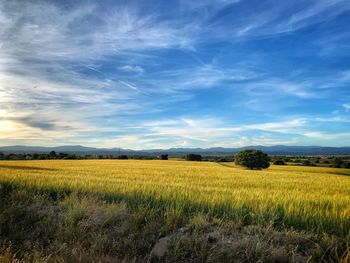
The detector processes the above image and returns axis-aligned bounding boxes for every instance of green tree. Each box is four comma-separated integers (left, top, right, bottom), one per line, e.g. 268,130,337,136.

185,153,202,161
302,160,311,166
49,151,57,159
332,157,344,168
234,150,270,170
159,154,168,160
273,159,286,165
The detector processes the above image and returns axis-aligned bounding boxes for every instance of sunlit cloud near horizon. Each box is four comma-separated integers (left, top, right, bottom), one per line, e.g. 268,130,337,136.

0,0,350,149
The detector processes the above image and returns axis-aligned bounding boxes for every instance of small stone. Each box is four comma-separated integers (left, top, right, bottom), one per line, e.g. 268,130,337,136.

151,237,170,258
178,227,189,233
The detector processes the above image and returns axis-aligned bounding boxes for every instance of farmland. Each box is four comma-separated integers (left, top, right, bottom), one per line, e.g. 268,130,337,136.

1,160,350,262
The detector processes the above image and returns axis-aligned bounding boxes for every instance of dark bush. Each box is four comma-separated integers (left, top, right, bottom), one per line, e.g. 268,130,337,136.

186,154,202,161
118,155,128,159
217,158,231,162
332,157,344,168
301,160,316,166
234,150,270,170
273,160,286,165
159,154,168,160
49,151,57,159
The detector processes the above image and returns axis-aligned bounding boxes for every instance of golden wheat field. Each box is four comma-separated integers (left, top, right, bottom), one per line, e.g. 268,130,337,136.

1,160,349,238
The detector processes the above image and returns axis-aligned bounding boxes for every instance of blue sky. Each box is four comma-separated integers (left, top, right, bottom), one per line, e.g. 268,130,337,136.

0,0,350,149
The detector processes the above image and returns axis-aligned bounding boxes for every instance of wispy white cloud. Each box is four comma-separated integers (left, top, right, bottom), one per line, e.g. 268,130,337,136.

136,117,308,145
0,0,193,143
343,103,350,110
0,2,193,61
228,136,300,148
221,0,350,38
303,131,350,141
127,116,350,148
0,0,349,147
118,65,144,74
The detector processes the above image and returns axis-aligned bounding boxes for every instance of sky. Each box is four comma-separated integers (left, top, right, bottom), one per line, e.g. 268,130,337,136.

0,0,350,149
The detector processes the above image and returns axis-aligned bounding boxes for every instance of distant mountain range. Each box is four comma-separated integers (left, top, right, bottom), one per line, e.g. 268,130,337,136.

1,145,350,156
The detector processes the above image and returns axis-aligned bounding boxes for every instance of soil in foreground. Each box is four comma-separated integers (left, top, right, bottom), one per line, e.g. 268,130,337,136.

0,183,349,263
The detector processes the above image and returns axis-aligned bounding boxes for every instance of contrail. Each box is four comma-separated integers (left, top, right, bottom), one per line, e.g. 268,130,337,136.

80,63,145,93
118,80,139,91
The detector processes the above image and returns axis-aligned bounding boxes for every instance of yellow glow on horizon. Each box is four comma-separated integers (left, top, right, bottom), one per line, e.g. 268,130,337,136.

0,109,7,117
0,120,15,132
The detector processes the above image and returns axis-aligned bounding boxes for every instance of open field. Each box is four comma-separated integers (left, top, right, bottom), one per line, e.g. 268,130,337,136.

1,160,350,262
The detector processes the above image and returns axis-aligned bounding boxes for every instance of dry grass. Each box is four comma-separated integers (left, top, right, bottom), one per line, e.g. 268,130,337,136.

0,160,349,237
1,159,350,262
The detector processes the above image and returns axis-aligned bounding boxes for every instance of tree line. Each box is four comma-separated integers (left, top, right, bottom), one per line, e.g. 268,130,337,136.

1,150,349,169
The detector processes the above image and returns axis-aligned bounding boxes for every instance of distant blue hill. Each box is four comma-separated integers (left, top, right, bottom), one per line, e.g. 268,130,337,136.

1,145,350,156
